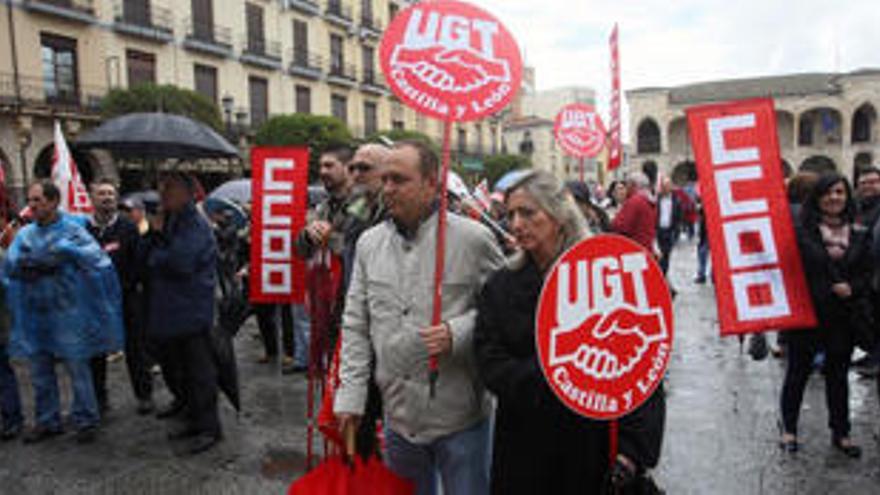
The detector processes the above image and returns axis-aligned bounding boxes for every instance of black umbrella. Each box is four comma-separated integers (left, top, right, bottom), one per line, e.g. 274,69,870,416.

76,112,239,159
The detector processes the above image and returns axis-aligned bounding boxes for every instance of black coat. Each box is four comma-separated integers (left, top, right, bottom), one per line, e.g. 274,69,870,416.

87,215,141,293
475,258,665,495
795,220,873,353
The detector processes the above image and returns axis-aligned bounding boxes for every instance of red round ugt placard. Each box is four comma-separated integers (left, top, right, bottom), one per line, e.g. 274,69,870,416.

536,235,673,420
553,103,607,158
379,0,523,122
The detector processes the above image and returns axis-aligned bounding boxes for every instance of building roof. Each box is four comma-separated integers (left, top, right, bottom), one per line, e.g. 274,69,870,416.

629,69,880,105
504,116,554,130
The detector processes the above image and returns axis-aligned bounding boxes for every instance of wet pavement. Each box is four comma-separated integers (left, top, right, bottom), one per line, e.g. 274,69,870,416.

1,237,879,494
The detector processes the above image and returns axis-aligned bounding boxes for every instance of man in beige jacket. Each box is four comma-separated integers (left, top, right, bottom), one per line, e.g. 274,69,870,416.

335,140,503,495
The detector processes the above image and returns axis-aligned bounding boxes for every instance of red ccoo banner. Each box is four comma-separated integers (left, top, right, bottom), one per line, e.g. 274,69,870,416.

686,98,816,336
250,146,309,304
608,24,622,171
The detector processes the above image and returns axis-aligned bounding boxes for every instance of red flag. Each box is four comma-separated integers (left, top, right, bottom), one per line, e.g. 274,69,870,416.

249,146,309,304
51,121,93,214
686,98,816,336
608,24,623,171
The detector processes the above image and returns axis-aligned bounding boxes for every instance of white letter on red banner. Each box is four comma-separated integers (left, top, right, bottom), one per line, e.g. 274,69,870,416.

250,147,309,304
686,98,816,335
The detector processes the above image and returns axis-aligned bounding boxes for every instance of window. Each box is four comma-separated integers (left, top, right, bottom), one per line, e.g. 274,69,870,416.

361,0,373,23
636,119,661,154
331,94,347,124
362,45,375,82
126,49,156,87
249,76,268,127
41,33,78,103
245,3,265,53
388,2,399,22
191,0,214,41
123,0,151,26
475,123,483,154
457,128,467,154
798,116,813,146
293,19,309,65
364,101,378,137
330,34,344,74
392,120,404,131
295,85,311,114
194,64,217,104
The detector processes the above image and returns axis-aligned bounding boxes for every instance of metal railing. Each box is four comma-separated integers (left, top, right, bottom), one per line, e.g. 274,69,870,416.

289,49,324,71
242,37,282,60
184,18,233,47
286,0,321,15
361,68,386,87
24,0,96,16
328,62,358,81
325,0,352,21
360,14,383,32
113,1,173,34
0,72,105,113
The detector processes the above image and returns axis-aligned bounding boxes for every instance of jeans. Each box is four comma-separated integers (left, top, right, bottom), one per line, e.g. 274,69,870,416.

385,419,491,495
0,345,23,431
697,241,710,279
31,353,100,431
289,304,310,368
657,228,677,275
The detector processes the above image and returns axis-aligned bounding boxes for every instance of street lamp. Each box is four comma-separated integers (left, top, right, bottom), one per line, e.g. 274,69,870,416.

221,94,234,138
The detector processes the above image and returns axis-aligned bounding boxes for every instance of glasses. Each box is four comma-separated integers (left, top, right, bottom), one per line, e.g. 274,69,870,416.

348,162,374,174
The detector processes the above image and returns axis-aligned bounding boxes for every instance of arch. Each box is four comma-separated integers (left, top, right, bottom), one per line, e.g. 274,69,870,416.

851,103,877,144
637,118,661,154
776,110,795,150
798,107,843,147
671,161,697,185
799,155,837,174
854,152,873,173
33,144,97,184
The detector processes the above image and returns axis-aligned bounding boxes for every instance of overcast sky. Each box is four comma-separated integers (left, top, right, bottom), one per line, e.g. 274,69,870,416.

476,0,879,126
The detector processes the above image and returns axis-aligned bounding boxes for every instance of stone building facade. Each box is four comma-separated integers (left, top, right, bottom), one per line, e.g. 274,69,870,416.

626,70,880,184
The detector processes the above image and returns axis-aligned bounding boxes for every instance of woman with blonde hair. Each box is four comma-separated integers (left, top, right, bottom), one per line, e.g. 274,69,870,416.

475,171,665,494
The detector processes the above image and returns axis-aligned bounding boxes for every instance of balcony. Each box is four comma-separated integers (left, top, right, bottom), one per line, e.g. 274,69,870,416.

112,1,174,43
0,73,105,116
361,68,387,95
360,15,383,38
240,37,283,71
327,62,358,88
286,0,321,16
22,0,98,24
182,19,233,58
324,0,353,29
288,50,324,81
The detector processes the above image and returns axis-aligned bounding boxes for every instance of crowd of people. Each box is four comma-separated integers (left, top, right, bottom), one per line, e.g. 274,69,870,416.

2,134,879,494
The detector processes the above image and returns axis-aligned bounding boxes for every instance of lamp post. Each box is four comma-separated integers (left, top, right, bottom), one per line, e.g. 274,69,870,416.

221,94,234,140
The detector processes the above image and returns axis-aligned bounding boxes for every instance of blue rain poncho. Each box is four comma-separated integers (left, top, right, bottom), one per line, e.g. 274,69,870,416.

3,213,124,359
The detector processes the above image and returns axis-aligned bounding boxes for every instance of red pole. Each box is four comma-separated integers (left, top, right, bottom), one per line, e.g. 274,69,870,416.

579,157,585,182
429,119,454,398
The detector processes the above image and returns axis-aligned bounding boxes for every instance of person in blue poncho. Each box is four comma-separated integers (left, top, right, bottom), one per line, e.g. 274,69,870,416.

4,180,124,444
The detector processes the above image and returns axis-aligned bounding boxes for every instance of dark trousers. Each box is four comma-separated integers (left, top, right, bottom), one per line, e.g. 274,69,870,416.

780,330,852,438
90,293,153,407
255,304,293,358
160,331,221,436
657,228,677,275
0,345,23,430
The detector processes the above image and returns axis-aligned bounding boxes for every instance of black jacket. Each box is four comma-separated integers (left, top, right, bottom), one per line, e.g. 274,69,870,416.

87,214,140,293
795,220,873,352
474,258,665,494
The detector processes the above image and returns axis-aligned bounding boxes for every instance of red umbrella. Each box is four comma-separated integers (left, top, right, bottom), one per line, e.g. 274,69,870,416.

288,456,413,495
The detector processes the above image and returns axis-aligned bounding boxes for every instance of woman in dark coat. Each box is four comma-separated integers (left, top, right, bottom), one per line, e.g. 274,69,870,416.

475,171,665,494
779,172,871,457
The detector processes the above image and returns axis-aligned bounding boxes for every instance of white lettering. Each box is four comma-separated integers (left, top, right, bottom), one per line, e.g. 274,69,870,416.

716,166,767,217
708,114,759,165
723,217,778,269
731,269,790,321
264,159,294,192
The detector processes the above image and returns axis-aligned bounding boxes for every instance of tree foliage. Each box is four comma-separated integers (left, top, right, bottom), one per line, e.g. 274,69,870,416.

254,114,352,181
366,129,437,151
101,83,222,131
483,154,531,186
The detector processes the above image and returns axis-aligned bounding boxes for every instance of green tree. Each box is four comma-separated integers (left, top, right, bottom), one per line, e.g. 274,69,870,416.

101,83,223,131
484,154,531,186
254,114,352,181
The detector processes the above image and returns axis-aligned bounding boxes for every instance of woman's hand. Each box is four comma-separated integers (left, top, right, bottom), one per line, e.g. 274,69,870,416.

832,283,852,299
